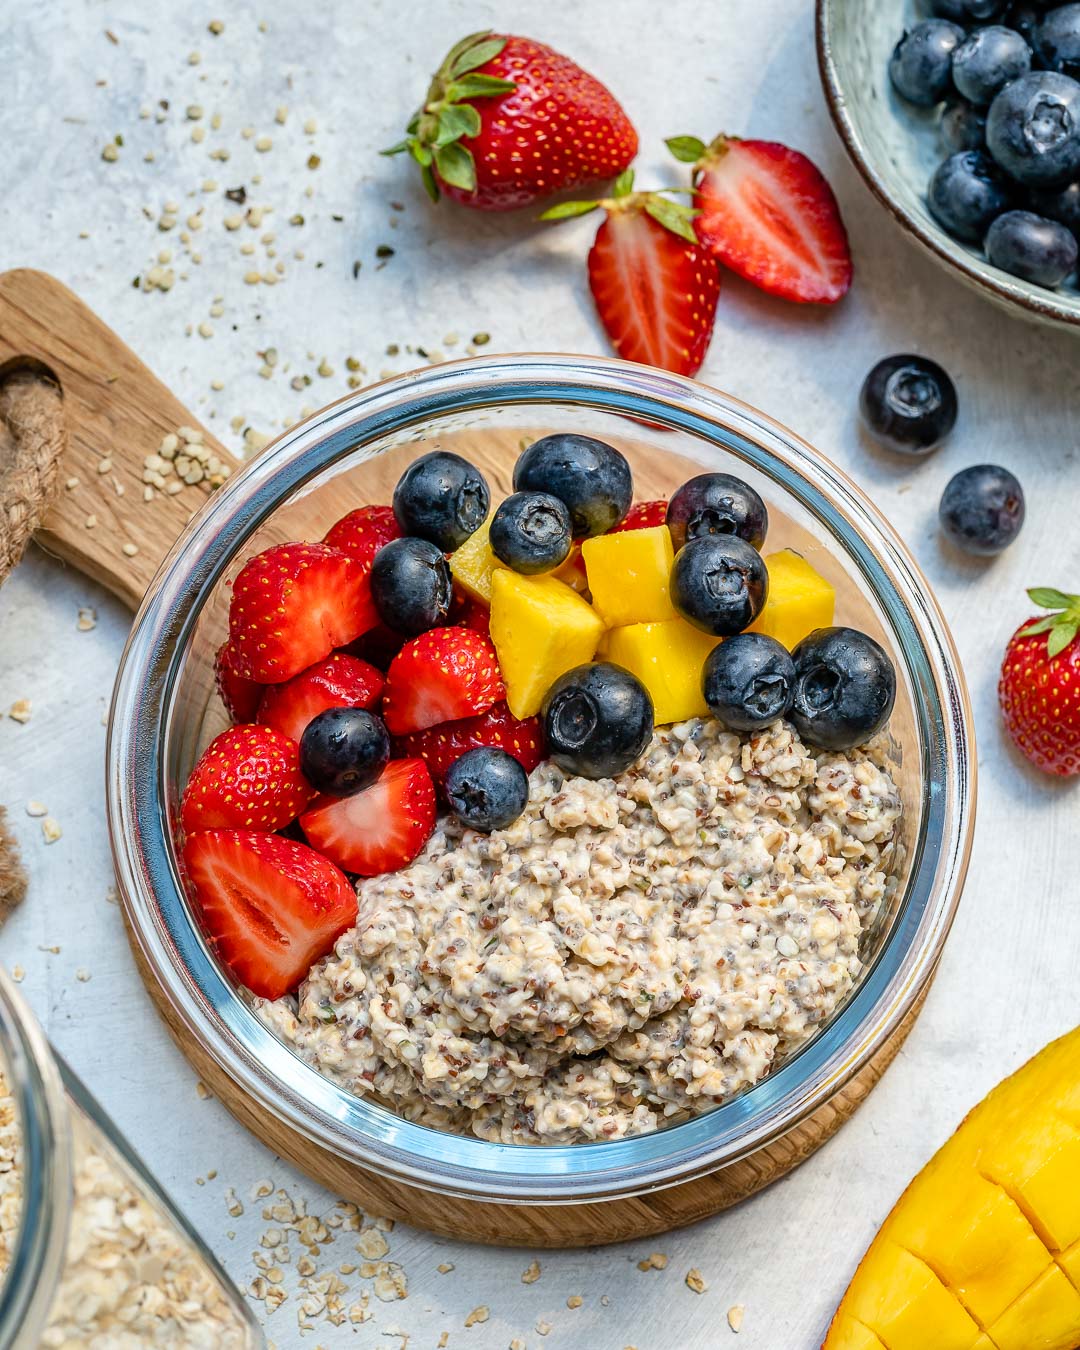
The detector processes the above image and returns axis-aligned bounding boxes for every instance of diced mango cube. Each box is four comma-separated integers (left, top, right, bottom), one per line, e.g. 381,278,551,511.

553,543,589,594
749,548,835,651
824,1319,888,1350
988,1264,1080,1350
844,1245,981,1350
490,571,604,719
982,1114,1080,1252
602,620,720,726
581,526,676,626
449,518,500,604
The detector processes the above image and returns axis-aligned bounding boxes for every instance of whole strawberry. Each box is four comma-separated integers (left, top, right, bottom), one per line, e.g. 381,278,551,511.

999,587,1080,777
383,31,637,210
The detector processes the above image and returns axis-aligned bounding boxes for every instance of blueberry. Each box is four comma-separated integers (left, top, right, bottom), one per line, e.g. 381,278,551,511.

369,537,452,635
941,99,989,153
986,72,1080,187
665,473,768,552
702,633,796,733
393,451,490,551
790,628,897,753
1034,3,1080,79
489,491,572,574
513,434,632,538
670,537,769,637
930,0,1008,19
859,354,958,456
1029,177,1080,230
939,464,1025,555
890,20,966,105
1004,2,1043,45
928,150,1013,241
444,746,530,832
952,25,1032,106
300,708,390,797
985,208,1079,283
542,663,654,780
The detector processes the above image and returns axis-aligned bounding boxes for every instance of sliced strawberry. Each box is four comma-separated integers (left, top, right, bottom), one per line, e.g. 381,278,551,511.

214,640,265,723
323,505,402,569
610,500,668,533
300,758,436,877
228,542,378,682
258,653,385,745
180,725,315,836
382,628,505,736
394,701,544,789
183,830,357,999
670,134,852,304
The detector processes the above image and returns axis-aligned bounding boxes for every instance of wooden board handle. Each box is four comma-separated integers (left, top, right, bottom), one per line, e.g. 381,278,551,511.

0,269,239,610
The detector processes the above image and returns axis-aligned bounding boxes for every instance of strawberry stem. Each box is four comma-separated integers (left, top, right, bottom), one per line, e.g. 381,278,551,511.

1020,586,1080,659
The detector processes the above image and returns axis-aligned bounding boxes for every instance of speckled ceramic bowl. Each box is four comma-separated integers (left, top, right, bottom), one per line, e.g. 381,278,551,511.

816,0,1080,330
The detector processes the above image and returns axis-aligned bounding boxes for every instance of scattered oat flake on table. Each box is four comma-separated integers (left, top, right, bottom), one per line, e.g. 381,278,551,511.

536,1320,552,1336
75,967,91,982
566,1294,583,1309
10,966,24,982
41,817,62,844
25,801,47,818
464,1305,489,1327
521,1259,541,1283
8,700,31,724
637,1252,668,1272
436,1262,454,1274
77,606,97,631
727,1304,745,1333
195,1079,213,1100
356,1228,388,1259
685,1268,707,1294
373,1262,408,1301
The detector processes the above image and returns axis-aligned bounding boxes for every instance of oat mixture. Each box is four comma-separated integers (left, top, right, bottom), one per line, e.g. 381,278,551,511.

262,717,903,1144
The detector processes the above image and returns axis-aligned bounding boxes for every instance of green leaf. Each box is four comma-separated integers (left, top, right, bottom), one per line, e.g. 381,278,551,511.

380,139,411,157
1047,621,1078,658
612,168,635,198
644,196,699,244
1020,615,1061,637
1027,587,1079,610
419,162,440,202
539,200,602,221
434,140,477,192
451,36,506,78
665,134,706,164
442,30,494,72
406,111,421,135
446,73,516,101
408,140,433,168
436,103,481,146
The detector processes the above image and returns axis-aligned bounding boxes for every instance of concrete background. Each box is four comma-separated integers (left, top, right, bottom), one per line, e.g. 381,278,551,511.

1,1,1078,1346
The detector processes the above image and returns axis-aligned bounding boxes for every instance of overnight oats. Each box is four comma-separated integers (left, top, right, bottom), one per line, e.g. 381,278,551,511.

181,433,904,1144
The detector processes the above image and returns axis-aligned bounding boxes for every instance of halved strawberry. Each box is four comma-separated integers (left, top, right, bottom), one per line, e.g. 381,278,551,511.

543,170,721,378
394,701,544,789
300,758,436,876
258,653,385,745
323,505,402,569
667,133,852,304
381,628,505,736
214,640,265,723
610,500,668,533
180,725,315,836
182,830,357,999
228,542,378,682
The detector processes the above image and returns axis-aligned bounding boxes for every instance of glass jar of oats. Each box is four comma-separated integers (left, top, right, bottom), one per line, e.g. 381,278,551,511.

0,967,263,1347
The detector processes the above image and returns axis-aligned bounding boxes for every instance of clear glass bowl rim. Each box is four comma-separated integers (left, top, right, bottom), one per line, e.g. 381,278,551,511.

107,354,976,1204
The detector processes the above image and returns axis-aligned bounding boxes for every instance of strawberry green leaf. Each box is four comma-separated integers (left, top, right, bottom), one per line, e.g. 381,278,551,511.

433,141,477,192
1020,615,1061,637
539,200,602,221
612,169,635,198
1047,621,1078,658
440,30,493,73
419,162,440,202
436,103,481,146
380,140,411,157
666,134,706,164
451,36,506,78
408,140,433,168
644,196,699,244
446,72,516,101
1028,586,1080,610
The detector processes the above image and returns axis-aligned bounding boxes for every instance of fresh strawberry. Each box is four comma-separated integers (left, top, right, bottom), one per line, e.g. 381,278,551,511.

610,500,668,533
258,653,385,745
666,134,852,304
448,590,491,636
394,701,544,789
323,505,402,569
543,171,721,377
999,587,1080,777
182,830,356,999
384,31,637,211
214,640,264,723
228,542,377,682
180,725,315,836
300,758,436,877
382,628,505,735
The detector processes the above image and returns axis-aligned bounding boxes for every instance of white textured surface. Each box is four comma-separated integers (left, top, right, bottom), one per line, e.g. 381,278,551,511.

1,2,1079,1347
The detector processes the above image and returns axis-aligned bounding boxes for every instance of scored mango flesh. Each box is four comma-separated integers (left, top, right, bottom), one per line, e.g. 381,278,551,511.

825,1027,1080,1350
749,548,835,651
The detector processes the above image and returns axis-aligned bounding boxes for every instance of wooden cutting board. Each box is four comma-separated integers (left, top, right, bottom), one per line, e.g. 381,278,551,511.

0,266,931,1247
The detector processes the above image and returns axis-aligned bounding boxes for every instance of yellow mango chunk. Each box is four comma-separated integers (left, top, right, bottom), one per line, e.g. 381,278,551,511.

449,518,500,604
581,526,676,626
842,1244,981,1350
825,1319,887,1350
987,1264,1080,1350
552,543,589,595
1059,1237,1080,1293
490,570,604,719
749,548,835,651
602,620,720,726
982,1115,1080,1252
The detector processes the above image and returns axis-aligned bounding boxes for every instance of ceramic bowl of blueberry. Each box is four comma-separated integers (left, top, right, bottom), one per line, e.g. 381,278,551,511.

817,0,1080,328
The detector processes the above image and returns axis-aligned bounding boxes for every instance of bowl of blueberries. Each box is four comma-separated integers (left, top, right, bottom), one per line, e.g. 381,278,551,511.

817,0,1080,327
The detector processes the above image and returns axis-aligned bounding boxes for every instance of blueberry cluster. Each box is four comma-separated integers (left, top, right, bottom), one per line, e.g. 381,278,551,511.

890,2,1080,289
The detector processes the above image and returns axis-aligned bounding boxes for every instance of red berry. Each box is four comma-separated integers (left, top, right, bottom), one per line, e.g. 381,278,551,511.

610,500,668,533
180,725,315,835
300,758,436,877
214,640,264,723
394,701,544,789
448,590,492,636
228,542,378,682
258,652,385,744
381,628,505,736
999,588,1080,776
323,505,402,569
182,830,356,999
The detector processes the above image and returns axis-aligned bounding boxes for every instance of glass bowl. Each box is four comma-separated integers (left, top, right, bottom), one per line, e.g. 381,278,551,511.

107,354,975,1206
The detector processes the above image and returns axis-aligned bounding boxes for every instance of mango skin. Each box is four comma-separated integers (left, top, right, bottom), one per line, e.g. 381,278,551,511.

824,1027,1080,1350
581,525,676,626
749,549,835,651
600,620,721,726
